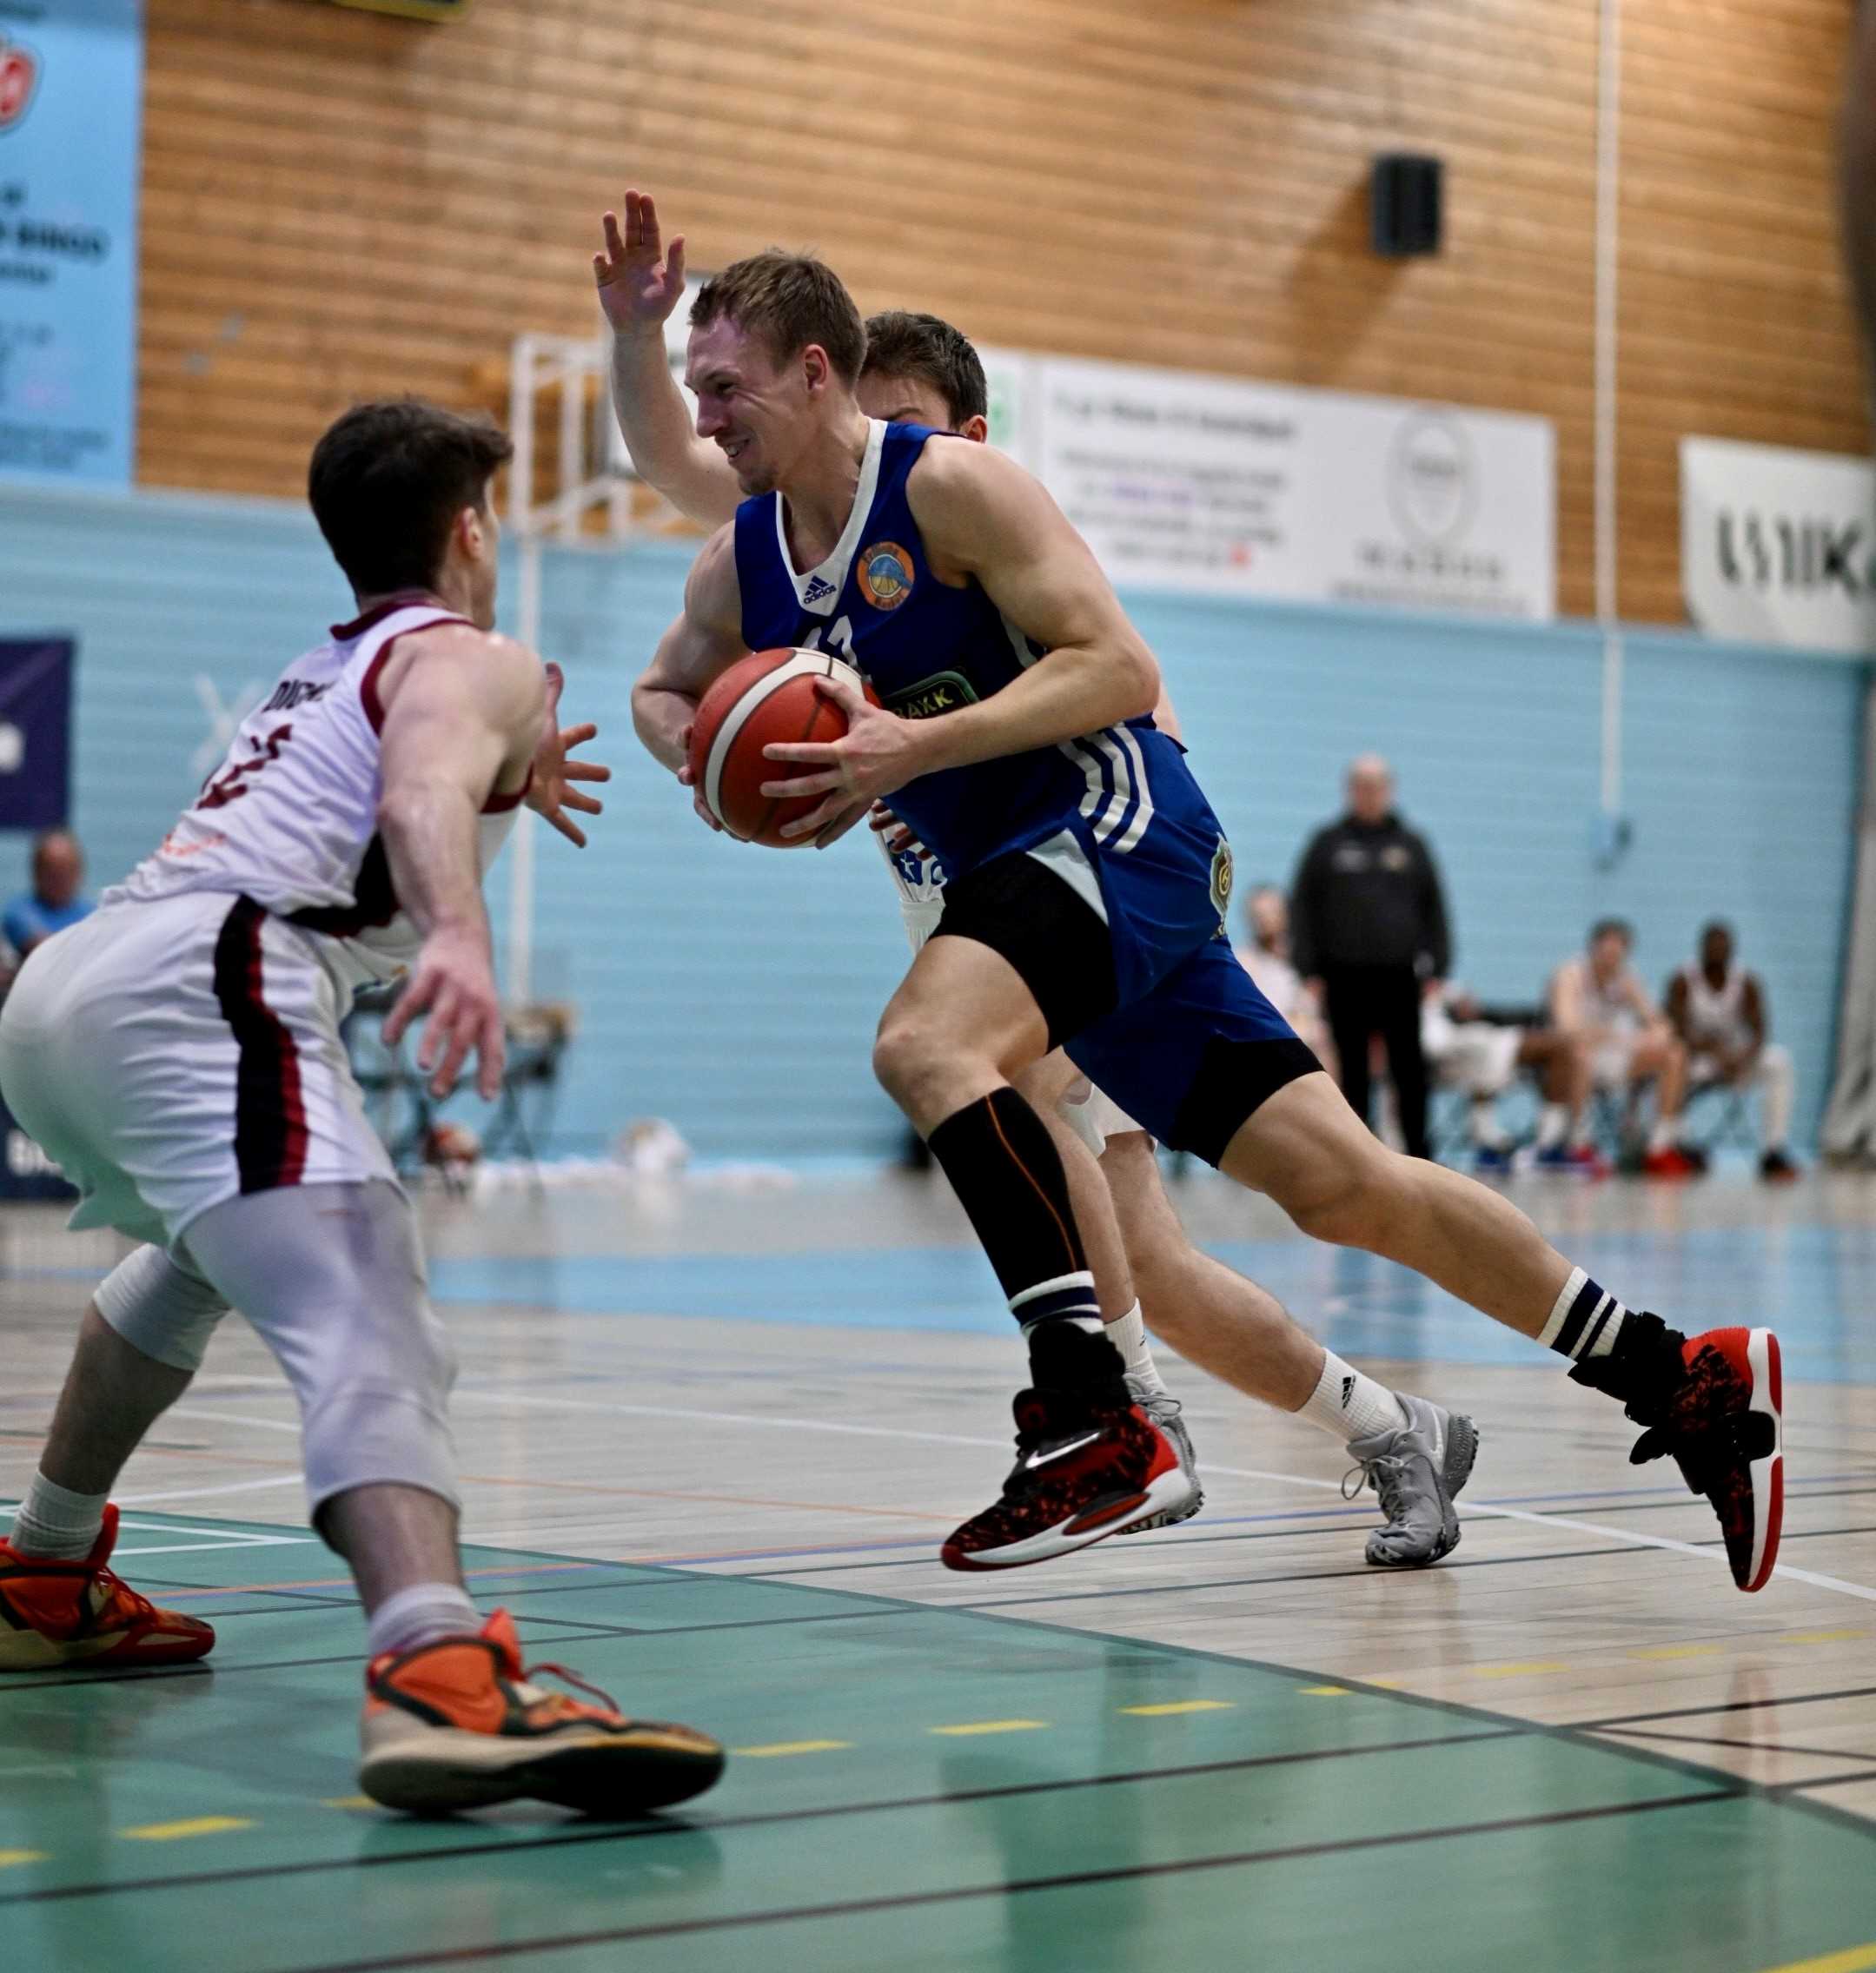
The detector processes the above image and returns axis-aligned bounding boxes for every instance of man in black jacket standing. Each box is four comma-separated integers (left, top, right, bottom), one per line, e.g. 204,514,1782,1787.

1290,756,1451,1160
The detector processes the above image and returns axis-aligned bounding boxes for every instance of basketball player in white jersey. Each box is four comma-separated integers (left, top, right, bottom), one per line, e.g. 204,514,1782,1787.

0,400,724,1815
596,191,1481,1568
1666,922,1800,1182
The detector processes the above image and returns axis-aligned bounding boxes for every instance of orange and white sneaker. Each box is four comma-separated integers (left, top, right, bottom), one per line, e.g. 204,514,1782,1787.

360,1608,726,1816
0,1504,215,1671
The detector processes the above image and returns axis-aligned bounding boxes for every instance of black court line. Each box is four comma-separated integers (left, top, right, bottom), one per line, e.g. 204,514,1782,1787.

957,1540,1656,1609
0,1726,1527,1908
1596,1726,1876,1763
1774,1766,1876,1794
1578,1685,1876,1731
281,1790,1729,1973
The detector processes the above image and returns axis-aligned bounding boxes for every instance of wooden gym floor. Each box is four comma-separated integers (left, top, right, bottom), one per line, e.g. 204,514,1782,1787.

3,1167,1874,1971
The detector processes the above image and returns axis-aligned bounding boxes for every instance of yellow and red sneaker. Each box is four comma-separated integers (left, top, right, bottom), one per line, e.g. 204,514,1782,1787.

359,1608,725,1816
0,1504,215,1671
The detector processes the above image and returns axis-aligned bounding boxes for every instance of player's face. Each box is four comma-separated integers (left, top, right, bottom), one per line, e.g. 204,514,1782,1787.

1702,926,1733,974
686,318,819,496
1591,930,1628,982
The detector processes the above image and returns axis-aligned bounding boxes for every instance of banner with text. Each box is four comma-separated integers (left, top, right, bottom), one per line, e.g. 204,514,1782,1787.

0,0,143,488
1681,437,1876,655
988,353,1554,619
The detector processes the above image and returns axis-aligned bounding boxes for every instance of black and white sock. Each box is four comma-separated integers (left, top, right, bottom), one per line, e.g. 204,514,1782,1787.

926,1087,1122,1390
1539,1268,1630,1363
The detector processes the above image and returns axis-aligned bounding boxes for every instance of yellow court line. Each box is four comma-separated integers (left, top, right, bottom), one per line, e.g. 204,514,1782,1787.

733,1740,852,1758
1121,1700,1236,1717
320,1797,377,1811
1299,1685,1352,1698
1473,1661,1573,1680
1759,1943,1876,1973
929,1719,1049,1738
1781,1630,1869,1646
0,1851,47,1870
121,1816,254,1843
1629,1644,1726,1661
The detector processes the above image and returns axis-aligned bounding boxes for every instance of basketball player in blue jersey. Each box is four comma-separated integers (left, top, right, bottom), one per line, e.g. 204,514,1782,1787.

626,237,1784,1588
601,191,1485,1570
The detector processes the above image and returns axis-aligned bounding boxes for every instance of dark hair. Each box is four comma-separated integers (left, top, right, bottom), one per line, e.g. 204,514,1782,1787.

1700,919,1734,944
308,399,513,597
689,252,865,385
1590,917,1634,948
861,310,988,425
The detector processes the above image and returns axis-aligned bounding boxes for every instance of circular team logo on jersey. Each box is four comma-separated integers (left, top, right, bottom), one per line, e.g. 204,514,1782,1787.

859,541,916,612
1210,835,1234,925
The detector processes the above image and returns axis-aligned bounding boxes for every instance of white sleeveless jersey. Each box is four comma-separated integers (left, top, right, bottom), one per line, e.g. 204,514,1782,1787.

106,599,527,992
1677,963,1753,1053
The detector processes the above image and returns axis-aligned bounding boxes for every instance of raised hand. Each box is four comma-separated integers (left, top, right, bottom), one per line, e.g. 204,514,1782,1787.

593,188,687,338
527,661,611,848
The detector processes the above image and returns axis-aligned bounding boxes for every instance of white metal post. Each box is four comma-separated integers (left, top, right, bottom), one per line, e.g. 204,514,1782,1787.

1595,0,1624,822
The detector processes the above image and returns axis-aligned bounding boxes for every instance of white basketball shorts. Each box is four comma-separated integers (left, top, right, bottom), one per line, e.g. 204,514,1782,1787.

0,894,395,1248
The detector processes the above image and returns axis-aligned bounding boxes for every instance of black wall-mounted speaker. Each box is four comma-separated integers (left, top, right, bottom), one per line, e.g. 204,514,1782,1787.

1371,154,1443,258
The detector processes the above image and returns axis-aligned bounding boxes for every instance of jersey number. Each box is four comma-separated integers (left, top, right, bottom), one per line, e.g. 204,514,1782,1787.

199,723,293,810
802,616,857,665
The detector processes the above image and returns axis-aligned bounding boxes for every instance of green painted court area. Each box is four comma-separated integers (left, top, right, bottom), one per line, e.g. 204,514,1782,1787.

1,1515,1873,1973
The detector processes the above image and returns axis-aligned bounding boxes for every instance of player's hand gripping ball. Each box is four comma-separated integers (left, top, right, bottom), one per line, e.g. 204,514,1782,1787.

686,649,878,847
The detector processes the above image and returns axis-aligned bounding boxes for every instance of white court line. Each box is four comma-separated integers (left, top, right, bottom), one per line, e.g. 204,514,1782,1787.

1201,1461,1876,1606
111,1539,316,1557
449,1388,1006,1450
167,1406,301,1435
443,1390,1876,1607
172,1386,1875,1606
114,1476,304,1508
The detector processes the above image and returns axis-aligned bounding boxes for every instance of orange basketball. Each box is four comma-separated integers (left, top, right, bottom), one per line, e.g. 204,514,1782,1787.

686,649,874,848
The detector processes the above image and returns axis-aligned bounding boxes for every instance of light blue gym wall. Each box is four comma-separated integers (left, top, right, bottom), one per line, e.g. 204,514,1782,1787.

1,482,1863,1157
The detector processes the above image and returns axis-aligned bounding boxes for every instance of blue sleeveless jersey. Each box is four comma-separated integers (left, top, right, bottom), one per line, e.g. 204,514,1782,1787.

733,420,1222,886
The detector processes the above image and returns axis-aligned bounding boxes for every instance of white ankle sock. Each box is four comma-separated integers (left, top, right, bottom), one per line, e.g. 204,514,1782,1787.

1536,1103,1568,1150
1104,1302,1167,1398
10,1473,109,1560
1648,1118,1675,1155
366,1583,481,1661
1298,1352,1409,1445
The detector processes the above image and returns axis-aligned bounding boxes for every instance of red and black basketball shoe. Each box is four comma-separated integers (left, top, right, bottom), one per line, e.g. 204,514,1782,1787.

941,1336,1197,1572
0,1504,215,1671
1626,1327,1785,1592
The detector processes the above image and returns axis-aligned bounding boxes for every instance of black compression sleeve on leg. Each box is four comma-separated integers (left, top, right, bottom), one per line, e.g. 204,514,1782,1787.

926,1087,1099,1324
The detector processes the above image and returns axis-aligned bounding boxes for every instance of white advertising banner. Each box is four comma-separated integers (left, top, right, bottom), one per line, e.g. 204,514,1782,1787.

1681,437,1876,655
1012,355,1554,619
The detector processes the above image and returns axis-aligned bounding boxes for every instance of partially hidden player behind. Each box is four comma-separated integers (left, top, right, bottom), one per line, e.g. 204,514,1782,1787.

624,237,1783,1591
0,400,726,1813
602,190,1480,1568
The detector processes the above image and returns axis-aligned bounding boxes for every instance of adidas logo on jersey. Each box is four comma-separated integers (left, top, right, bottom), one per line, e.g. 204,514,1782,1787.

803,575,838,606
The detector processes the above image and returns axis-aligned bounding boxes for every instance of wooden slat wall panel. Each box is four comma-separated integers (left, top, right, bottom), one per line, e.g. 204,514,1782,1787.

138,0,1867,622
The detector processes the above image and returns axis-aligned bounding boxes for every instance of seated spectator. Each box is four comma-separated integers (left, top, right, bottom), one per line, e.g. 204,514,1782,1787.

1235,884,1335,1074
1665,922,1799,1182
1549,918,1700,1179
1422,984,1606,1176
3,831,93,961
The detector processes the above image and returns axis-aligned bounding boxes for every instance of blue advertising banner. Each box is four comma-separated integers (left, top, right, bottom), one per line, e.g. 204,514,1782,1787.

0,0,143,487
0,637,72,829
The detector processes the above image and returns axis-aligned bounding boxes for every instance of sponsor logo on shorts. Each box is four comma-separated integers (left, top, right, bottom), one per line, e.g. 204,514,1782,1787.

859,541,916,612
1210,835,1234,926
